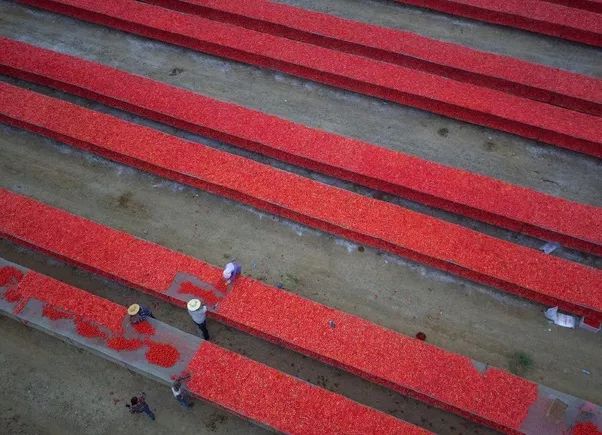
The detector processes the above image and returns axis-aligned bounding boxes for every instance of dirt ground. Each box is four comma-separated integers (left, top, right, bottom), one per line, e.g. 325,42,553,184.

0,0,600,434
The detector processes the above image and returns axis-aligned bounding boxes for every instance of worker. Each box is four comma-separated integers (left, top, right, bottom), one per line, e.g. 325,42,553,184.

128,303,154,325
125,393,155,421
222,261,241,285
187,298,209,340
171,381,193,408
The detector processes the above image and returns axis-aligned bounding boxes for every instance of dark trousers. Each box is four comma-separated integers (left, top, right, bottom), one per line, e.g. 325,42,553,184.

196,321,210,340
176,393,193,408
141,404,155,420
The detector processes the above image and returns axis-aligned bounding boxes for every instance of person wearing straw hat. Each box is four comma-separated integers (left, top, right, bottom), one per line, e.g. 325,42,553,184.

187,298,209,340
222,261,242,285
128,303,155,325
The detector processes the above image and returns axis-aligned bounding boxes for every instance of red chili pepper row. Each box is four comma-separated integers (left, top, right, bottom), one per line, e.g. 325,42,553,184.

145,0,602,114
392,0,602,46
11,0,602,157
2,266,426,433
1,270,180,368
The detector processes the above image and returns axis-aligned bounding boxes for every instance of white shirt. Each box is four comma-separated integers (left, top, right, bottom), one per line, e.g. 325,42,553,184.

223,262,236,280
188,305,207,324
171,385,182,398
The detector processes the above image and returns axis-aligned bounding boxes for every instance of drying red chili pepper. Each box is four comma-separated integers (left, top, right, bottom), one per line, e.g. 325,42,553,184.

75,319,107,339
179,281,220,305
107,337,144,351
0,266,23,287
572,422,602,435
145,342,180,368
42,304,74,321
132,320,155,335
3,287,22,303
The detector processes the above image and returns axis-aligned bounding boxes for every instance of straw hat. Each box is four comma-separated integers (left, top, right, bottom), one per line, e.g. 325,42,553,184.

128,304,141,315
187,299,202,312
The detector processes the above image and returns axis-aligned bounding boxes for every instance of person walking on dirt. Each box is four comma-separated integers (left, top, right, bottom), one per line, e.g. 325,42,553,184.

187,298,210,340
222,261,242,285
171,381,193,408
128,303,155,325
126,393,155,420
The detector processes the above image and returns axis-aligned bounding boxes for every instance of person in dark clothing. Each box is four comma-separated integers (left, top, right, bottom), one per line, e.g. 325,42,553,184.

128,304,155,325
171,381,193,408
126,393,155,420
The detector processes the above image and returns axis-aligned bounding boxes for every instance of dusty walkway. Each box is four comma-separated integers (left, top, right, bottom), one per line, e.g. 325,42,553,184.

0,0,600,434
